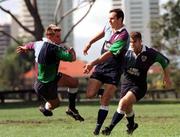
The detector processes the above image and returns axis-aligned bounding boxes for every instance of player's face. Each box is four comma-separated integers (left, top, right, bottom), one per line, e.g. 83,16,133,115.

108,12,121,29
130,38,142,51
52,29,61,44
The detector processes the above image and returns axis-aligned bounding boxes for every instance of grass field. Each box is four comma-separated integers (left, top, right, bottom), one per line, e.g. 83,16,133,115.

0,101,180,137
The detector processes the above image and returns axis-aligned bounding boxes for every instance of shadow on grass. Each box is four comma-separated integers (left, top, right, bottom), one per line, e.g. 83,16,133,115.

0,117,72,125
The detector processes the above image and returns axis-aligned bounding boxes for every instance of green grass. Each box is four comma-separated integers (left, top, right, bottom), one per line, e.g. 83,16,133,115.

0,101,180,137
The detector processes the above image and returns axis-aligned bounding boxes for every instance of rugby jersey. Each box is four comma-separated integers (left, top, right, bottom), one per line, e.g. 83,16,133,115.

95,24,129,73
123,45,169,84
24,40,73,83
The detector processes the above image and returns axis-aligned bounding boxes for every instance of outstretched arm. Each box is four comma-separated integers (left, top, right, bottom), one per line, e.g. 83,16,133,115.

16,46,28,53
83,30,104,55
16,42,34,54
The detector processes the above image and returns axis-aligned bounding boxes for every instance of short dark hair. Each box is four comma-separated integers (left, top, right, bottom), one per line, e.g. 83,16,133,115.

109,8,124,21
130,32,142,41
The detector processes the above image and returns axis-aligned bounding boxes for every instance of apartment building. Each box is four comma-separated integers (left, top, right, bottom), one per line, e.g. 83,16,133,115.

112,0,159,46
0,24,11,58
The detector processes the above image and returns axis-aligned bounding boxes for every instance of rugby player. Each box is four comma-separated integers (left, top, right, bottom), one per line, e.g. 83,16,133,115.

83,9,129,135
101,32,171,135
17,24,84,121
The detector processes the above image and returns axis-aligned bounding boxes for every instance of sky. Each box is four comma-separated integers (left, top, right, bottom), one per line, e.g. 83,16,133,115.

0,0,20,23
73,0,111,61
0,0,168,62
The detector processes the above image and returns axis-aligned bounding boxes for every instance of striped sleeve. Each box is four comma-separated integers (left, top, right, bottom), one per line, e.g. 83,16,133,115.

109,40,126,55
109,29,129,55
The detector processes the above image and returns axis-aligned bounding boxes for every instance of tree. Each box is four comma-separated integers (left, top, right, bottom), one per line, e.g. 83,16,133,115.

0,0,95,42
0,45,33,90
151,0,180,58
0,0,44,41
149,0,180,92
54,0,95,43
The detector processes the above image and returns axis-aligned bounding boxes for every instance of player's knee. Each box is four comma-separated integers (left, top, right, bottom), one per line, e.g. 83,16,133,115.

86,91,95,98
100,97,111,106
119,99,129,111
49,99,60,109
69,79,79,88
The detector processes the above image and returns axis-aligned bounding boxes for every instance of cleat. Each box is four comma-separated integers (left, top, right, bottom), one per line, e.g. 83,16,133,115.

102,127,112,136
126,123,138,135
93,125,101,135
66,109,84,122
39,106,53,116
74,113,84,122
93,130,99,135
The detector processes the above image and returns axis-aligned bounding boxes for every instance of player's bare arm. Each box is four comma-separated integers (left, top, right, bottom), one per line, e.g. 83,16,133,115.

16,46,28,53
83,30,105,55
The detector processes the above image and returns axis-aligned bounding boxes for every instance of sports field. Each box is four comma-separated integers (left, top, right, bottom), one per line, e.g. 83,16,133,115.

0,101,179,137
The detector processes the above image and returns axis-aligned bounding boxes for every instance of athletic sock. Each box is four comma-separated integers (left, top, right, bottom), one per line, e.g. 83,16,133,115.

109,111,125,130
68,92,77,111
126,112,135,126
96,106,109,129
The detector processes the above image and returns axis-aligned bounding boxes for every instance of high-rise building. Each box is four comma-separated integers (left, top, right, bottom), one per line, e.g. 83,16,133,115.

18,0,73,45
0,24,11,58
112,0,159,46
55,1,73,46
11,15,19,44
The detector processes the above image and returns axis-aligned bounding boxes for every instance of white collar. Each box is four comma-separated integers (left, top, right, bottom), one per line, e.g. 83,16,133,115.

115,25,126,33
42,37,69,50
42,37,58,46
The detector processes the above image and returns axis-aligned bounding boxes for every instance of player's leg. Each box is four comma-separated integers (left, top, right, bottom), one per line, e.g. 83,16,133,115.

58,73,78,110
34,80,60,117
86,78,103,98
102,91,136,135
94,84,117,135
66,87,84,122
39,98,60,116
102,99,125,135
58,73,84,121
122,91,138,134
125,84,146,134
58,73,79,88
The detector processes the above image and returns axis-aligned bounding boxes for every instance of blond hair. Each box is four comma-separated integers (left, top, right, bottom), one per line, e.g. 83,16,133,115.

45,24,61,36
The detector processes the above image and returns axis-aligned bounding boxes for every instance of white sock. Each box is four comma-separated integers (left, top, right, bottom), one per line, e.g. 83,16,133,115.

116,108,125,114
67,88,78,93
126,111,134,117
100,105,109,111
45,102,51,111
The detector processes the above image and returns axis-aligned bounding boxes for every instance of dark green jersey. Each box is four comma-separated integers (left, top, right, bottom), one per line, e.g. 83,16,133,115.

26,41,73,83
